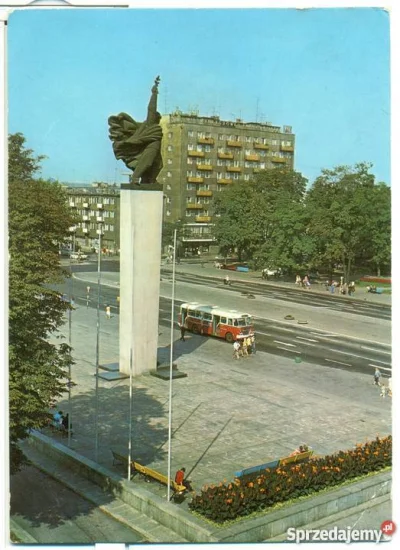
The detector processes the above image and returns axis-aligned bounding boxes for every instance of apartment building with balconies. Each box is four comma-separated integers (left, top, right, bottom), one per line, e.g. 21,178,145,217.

160,112,295,251
65,184,120,253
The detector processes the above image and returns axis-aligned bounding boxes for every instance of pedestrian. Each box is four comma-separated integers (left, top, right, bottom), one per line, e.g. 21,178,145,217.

330,281,336,294
295,274,301,286
348,281,355,296
303,275,310,289
251,334,256,355
233,340,240,360
175,467,193,492
373,368,381,386
380,385,387,398
105,305,111,320
388,377,392,397
242,339,248,357
180,323,186,341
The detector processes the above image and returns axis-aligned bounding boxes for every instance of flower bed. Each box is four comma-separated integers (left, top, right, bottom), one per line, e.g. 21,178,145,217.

189,436,391,523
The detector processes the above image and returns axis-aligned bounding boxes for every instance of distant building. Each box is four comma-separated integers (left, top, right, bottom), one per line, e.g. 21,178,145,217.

65,183,120,253
159,112,295,252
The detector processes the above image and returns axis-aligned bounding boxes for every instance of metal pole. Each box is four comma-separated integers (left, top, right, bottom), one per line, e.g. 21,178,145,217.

94,231,102,462
128,348,133,480
167,229,177,501
67,237,73,447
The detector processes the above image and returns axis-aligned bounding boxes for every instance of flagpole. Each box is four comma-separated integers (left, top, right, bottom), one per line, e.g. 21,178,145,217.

128,348,133,480
167,228,177,501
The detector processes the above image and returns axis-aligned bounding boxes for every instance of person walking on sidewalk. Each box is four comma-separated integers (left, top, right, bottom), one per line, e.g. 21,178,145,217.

373,367,381,386
105,305,111,320
233,340,240,360
180,323,186,341
251,334,256,355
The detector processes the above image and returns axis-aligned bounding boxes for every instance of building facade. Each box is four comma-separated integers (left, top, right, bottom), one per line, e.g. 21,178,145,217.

65,184,120,253
159,112,295,251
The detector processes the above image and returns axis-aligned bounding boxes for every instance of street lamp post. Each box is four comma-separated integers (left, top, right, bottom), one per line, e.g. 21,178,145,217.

94,216,103,463
67,226,76,447
167,228,177,501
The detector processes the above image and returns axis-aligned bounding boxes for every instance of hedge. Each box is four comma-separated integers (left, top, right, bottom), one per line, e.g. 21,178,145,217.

189,436,391,523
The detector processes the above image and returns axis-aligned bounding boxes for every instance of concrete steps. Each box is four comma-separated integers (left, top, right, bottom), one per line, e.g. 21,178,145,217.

20,442,188,543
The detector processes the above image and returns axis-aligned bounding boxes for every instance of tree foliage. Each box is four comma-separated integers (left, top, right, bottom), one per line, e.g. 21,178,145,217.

9,133,76,473
213,163,390,278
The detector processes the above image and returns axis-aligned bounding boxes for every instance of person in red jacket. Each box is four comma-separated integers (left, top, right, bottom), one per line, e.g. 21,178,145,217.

174,467,193,491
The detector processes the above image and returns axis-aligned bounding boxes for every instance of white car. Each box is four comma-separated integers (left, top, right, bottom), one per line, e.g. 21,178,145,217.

261,267,281,279
70,252,88,261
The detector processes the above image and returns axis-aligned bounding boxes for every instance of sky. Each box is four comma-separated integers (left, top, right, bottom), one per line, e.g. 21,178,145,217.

7,6,391,187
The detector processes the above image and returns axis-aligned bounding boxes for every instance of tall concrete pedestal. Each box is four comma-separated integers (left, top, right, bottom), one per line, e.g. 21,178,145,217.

119,183,163,376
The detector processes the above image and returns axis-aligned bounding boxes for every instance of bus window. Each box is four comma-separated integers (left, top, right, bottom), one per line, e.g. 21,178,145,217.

233,319,239,326
195,310,202,319
220,317,227,324
188,309,196,317
203,313,212,321
237,318,246,326
227,318,233,325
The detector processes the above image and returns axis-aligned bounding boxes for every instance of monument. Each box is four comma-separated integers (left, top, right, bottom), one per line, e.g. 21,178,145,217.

108,77,164,376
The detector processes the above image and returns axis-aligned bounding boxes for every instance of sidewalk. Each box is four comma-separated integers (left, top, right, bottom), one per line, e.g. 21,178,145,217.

162,261,392,306
41,300,391,497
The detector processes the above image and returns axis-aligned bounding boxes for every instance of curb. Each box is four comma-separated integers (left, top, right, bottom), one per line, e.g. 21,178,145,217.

9,519,38,544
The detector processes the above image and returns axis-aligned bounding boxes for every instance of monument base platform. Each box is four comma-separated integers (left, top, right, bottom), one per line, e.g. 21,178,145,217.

151,362,187,380
96,371,129,381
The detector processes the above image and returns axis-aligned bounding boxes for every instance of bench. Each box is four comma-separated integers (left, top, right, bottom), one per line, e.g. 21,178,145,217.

133,461,186,494
111,450,135,470
234,450,313,479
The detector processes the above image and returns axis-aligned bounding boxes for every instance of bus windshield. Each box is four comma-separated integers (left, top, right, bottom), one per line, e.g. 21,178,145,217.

234,316,252,327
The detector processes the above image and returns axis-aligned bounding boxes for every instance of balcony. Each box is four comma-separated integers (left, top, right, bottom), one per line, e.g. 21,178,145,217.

281,145,294,152
196,164,213,171
96,216,103,223
218,178,233,184
82,202,89,208
226,140,242,148
188,150,205,158
197,190,212,197
186,203,203,209
82,215,89,221
97,203,104,209
254,143,269,150
227,166,242,172
217,152,234,159
196,216,212,222
245,154,260,161
187,176,204,183
198,137,214,145
271,156,286,164
69,201,76,208
82,228,88,233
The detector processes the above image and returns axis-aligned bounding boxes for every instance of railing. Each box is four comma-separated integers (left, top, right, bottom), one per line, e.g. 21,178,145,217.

196,216,212,222
226,140,242,147
254,143,269,150
218,178,233,184
186,203,203,209
188,150,205,157
227,166,242,172
198,137,214,145
196,164,213,171
245,154,260,161
218,152,234,159
196,190,213,196
187,176,204,183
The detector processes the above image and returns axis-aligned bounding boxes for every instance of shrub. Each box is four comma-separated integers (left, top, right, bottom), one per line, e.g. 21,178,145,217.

189,436,391,523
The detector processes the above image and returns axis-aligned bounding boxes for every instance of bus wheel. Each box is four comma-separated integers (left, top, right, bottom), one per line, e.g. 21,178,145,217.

225,332,234,343
192,325,199,334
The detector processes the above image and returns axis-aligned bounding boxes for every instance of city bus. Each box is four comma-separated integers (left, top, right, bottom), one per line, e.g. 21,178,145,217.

178,302,254,343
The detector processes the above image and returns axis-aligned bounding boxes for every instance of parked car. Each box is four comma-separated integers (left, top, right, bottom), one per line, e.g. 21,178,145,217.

261,267,282,279
70,252,88,261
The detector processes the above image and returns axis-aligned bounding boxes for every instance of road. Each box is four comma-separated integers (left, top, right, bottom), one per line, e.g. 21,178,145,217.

10,464,146,544
55,277,392,379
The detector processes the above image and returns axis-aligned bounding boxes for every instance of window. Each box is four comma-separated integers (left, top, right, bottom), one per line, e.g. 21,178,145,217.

218,134,224,141
110,198,115,205
103,210,109,218
217,159,223,166
187,157,193,164
166,197,172,204
260,151,266,157
244,174,250,181
197,131,205,138
167,145,173,152
245,161,251,168
220,317,227,324
217,184,224,191
272,139,278,145
187,196,193,203
110,211,115,218
167,171,172,177
233,173,239,180
260,162,266,169
205,145,211,152
188,143,194,150
217,172,223,179
203,313,212,321
186,211,193,217
166,184,171,190
205,132,211,138
233,160,239,167
245,149,251,155
246,136,252,142
196,171,202,178
186,183,196,190
218,147,224,153
89,209,96,216
109,224,114,231
188,131,194,137
196,145,203,152
104,224,109,231
168,132,173,139
263,138,269,145
166,210,171,216
187,170,193,177
167,158,173,164
205,173,211,178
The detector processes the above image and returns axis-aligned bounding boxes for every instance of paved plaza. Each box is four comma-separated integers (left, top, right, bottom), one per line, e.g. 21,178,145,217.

47,276,392,502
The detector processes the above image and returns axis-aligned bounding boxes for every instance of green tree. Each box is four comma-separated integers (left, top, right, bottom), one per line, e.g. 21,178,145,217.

305,163,387,281
9,133,76,473
213,168,309,269
368,183,391,276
